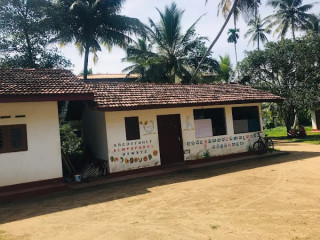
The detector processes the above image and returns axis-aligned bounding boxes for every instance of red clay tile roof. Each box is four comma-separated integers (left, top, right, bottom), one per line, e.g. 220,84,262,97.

87,82,283,111
0,69,94,103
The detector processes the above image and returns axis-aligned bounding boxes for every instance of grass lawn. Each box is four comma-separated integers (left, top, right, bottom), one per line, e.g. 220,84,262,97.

264,126,320,144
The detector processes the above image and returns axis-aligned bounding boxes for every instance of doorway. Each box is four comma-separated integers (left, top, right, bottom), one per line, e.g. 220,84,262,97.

157,114,184,166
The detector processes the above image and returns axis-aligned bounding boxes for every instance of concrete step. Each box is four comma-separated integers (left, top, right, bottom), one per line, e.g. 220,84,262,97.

0,182,67,202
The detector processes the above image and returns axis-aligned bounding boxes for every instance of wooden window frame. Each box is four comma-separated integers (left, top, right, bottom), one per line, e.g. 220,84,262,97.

0,124,28,154
125,117,140,141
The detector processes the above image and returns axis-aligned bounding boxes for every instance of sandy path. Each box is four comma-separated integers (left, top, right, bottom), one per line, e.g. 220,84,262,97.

1,141,320,240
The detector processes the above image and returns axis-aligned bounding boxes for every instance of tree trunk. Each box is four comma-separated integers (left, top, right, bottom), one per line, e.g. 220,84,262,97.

23,28,35,68
292,21,296,40
191,0,238,83
257,35,260,50
292,111,299,129
83,43,90,81
233,10,238,64
285,122,291,133
234,42,238,64
284,106,295,133
254,0,258,21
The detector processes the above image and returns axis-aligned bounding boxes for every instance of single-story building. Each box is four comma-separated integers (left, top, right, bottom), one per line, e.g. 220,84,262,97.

83,82,283,174
0,69,284,200
0,69,93,198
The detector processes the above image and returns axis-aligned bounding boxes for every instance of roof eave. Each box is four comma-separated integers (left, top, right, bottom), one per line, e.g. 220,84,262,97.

0,93,95,103
93,98,284,112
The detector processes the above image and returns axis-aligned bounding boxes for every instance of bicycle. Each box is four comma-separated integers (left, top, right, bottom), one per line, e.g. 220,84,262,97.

252,132,274,155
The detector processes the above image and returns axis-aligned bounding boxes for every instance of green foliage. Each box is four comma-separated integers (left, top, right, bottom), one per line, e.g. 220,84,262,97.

245,15,271,49
227,28,240,63
0,0,72,68
262,103,284,129
265,0,317,39
196,0,260,78
123,3,219,83
60,124,83,156
310,14,320,34
298,109,312,126
186,41,221,76
216,0,260,22
215,54,233,82
56,0,145,80
227,28,240,44
238,35,320,131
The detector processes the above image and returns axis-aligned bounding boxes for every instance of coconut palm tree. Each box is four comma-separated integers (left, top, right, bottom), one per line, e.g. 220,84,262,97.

218,0,240,29
192,0,259,81
266,0,317,40
122,3,220,83
310,14,320,34
121,38,163,82
122,38,152,76
145,2,208,83
244,15,271,49
185,40,220,76
227,28,240,63
56,0,145,80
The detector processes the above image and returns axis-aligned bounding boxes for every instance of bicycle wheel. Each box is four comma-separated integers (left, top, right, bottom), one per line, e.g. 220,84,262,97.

266,138,274,151
253,140,266,155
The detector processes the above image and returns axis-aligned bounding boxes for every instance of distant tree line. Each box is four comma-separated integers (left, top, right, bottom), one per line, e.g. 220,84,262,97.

1,0,319,82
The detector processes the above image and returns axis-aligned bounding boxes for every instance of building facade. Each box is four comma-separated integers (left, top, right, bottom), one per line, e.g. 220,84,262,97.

0,69,93,190
83,82,283,174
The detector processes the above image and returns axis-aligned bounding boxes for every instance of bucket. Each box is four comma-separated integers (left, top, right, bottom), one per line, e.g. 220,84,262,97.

74,174,81,182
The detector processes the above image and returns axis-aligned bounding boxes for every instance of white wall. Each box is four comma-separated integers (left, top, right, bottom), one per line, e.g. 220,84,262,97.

105,110,161,173
311,110,319,130
0,102,62,187
100,103,263,173
82,106,108,160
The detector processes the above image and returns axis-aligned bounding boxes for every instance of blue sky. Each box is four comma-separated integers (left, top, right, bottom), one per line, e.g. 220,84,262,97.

58,0,319,75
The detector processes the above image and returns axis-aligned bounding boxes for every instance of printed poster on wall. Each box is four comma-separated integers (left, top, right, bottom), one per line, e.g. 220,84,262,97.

195,119,213,138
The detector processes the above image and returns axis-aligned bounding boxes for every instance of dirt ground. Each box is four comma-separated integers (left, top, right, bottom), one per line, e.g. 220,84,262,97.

1,141,320,240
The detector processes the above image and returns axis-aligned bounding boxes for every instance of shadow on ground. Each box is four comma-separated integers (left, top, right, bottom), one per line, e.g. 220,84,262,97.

0,149,319,224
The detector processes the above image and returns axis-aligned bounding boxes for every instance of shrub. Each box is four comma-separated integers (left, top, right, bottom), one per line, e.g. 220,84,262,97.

60,124,83,156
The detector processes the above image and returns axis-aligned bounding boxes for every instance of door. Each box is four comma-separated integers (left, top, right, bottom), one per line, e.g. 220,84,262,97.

316,110,320,130
157,114,184,166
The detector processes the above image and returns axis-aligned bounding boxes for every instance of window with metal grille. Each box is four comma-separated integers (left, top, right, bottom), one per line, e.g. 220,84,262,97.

0,125,28,154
